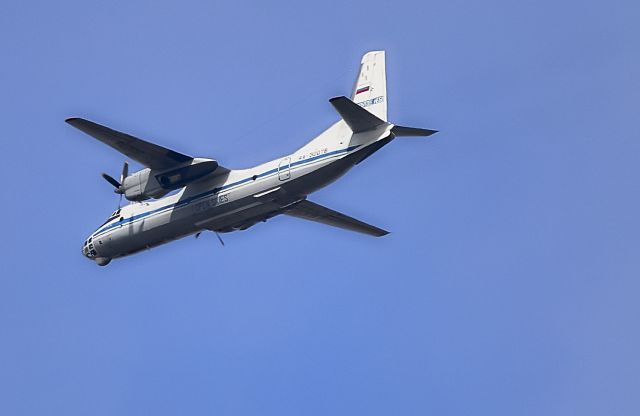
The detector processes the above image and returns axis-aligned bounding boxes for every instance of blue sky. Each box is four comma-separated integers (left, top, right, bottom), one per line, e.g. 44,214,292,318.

1,0,639,414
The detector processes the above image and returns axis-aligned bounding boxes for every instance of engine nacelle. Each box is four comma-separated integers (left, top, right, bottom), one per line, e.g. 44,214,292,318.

122,159,219,201
122,168,165,201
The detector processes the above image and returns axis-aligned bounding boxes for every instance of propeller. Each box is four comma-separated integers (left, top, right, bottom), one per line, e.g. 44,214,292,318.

101,161,129,208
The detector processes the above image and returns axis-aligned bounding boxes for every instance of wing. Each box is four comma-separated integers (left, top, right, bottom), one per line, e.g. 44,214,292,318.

285,200,389,237
66,118,193,170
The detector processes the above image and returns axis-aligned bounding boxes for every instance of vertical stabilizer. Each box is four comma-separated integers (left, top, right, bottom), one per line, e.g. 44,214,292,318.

351,51,387,121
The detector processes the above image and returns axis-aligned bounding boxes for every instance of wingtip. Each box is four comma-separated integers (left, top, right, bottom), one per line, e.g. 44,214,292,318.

329,96,348,103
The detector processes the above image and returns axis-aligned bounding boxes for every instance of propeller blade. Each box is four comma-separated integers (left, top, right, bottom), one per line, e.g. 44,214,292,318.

101,173,121,189
120,161,129,184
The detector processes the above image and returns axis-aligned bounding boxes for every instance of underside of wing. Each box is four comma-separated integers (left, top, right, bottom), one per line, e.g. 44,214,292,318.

285,200,389,237
66,118,193,170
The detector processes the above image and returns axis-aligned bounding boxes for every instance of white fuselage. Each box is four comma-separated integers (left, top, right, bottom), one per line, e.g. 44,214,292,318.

82,122,393,264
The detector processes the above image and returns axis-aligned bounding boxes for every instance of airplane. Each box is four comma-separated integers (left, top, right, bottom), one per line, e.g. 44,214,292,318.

70,51,437,266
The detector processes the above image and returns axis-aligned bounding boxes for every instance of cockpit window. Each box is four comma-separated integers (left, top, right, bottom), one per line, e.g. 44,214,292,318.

98,209,122,228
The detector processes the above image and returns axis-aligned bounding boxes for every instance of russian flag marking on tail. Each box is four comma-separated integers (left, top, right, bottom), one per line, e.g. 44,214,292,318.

356,85,370,95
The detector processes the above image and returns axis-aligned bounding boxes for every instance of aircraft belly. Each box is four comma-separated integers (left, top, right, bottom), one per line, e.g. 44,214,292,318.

194,196,282,231
284,153,357,196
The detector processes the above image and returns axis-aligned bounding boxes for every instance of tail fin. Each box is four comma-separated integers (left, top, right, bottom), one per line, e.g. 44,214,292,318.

351,51,387,121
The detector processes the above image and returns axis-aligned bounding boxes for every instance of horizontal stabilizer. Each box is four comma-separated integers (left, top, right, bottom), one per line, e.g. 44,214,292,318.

391,125,438,137
285,199,389,237
329,96,386,133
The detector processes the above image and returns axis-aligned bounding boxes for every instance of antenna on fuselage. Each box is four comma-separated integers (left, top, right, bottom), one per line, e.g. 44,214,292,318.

194,231,225,247
215,232,225,247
